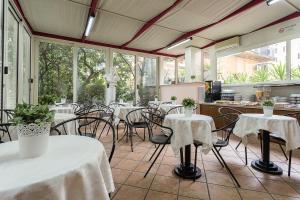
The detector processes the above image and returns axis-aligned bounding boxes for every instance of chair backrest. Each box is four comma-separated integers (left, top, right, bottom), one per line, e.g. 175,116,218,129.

141,111,173,140
74,104,96,116
1,109,15,122
167,106,184,115
285,112,300,124
51,116,116,162
212,113,240,142
162,101,172,105
0,122,12,142
218,107,243,115
126,107,146,126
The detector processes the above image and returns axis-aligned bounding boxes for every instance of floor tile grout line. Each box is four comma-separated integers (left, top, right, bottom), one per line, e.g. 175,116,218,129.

199,150,212,200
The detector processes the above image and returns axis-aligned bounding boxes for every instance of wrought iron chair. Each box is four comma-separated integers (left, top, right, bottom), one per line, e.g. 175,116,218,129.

51,116,116,162
166,105,184,115
141,111,173,177
0,123,12,142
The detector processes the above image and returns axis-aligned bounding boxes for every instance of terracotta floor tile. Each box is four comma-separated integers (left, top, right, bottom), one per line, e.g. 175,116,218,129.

206,171,235,187
134,161,159,174
111,157,122,167
125,172,155,189
238,189,273,200
208,184,241,200
125,152,147,161
112,168,132,184
272,194,300,200
111,183,121,198
161,156,180,165
113,185,148,200
150,175,179,194
178,196,201,200
179,180,209,199
156,164,176,177
235,175,266,192
203,161,226,173
115,159,140,171
145,190,177,200
259,178,300,198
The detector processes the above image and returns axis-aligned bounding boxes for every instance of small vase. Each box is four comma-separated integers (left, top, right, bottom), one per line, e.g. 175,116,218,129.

61,98,66,104
171,100,176,105
17,123,50,158
263,106,274,117
155,98,158,102
184,107,193,117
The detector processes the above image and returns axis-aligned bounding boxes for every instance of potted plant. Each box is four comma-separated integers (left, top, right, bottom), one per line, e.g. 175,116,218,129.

182,98,196,117
191,75,196,82
39,95,56,106
60,95,67,104
262,100,274,117
171,96,177,104
11,103,54,158
154,95,159,102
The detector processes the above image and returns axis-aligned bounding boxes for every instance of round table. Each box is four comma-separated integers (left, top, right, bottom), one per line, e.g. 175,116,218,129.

50,106,74,114
0,135,115,200
163,114,216,179
53,113,78,135
233,113,300,175
159,104,182,114
115,106,144,122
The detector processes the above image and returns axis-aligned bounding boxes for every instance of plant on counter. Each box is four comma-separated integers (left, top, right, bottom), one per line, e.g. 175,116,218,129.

262,100,274,107
262,100,274,117
171,96,177,101
191,75,196,80
182,98,196,108
38,94,57,105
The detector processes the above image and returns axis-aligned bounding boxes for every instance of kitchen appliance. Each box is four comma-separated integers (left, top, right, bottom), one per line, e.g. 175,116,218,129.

205,81,221,102
221,89,235,101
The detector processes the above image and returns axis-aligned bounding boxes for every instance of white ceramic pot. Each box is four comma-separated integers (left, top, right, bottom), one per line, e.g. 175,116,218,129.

61,98,66,104
17,123,50,158
184,107,193,117
263,106,274,117
155,98,158,102
171,100,176,105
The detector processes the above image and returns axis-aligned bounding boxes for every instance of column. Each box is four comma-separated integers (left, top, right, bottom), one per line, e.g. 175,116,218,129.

184,46,202,82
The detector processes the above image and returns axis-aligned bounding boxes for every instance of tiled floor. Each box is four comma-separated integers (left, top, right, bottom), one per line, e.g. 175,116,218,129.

109,127,300,200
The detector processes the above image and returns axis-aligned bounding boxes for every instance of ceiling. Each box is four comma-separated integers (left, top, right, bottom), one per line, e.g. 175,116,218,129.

18,0,300,57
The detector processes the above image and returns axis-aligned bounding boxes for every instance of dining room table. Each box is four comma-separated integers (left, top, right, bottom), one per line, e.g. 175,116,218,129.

52,113,78,135
163,113,216,179
159,103,183,114
0,135,115,200
233,113,300,175
49,105,74,114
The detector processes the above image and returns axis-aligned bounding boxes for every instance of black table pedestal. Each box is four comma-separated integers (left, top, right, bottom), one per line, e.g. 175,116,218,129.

174,145,202,179
251,130,283,175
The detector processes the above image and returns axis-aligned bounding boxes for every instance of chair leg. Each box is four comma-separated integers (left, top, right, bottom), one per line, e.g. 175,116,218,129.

149,144,160,161
180,148,184,166
143,128,146,141
129,128,133,152
279,144,288,160
144,144,166,178
245,146,248,165
116,124,119,140
213,147,240,187
288,150,292,176
235,139,242,150
194,146,198,182
212,147,224,167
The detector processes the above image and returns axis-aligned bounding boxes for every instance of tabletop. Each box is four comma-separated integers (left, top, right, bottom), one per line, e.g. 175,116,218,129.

163,114,216,154
0,135,115,200
50,106,74,114
233,113,300,151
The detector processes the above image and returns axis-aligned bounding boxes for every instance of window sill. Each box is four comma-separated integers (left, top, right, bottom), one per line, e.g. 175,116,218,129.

222,80,300,87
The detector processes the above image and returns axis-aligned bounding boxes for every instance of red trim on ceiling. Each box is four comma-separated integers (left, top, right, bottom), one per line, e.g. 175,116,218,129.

153,0,265,52
120,0,184,48
82,0,100,40
200,11,300,49
33,31,180,58
12,0,33,33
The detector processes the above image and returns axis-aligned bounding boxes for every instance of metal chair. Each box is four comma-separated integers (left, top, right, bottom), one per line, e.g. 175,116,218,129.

0,123,12,142
141,111,173,177
51,116,116,162
166,106,184,115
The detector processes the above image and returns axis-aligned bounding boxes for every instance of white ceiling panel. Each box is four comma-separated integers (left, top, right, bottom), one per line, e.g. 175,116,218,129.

287,0,300,10
89,11,143,46
196,1,296,40
19,0,88,38
158,0,251,32
101,0,177,21
127,26,182,51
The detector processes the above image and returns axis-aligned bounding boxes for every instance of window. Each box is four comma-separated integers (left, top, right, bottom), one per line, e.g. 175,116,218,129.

113,52,135,102
291,38,300,80
136,56,157,104
160,57,175,85
77,47,106,103
21,29,31,103
177,57,186,83
38,42,73,101
203,51,212,81
217,42,286,84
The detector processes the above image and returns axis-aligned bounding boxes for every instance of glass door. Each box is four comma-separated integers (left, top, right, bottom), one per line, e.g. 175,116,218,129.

21,28,31,103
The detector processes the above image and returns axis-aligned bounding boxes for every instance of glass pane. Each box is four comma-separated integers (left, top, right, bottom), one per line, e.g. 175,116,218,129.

291,38,300,80
5,11,18,109
22,29,31,103
136,56,157,105
177,57,186,83
217,42,286,84
203,51,212,81
160,57,175,85
38,42,73,102
0,0,3,110
113,52,135,102
77,47,106,103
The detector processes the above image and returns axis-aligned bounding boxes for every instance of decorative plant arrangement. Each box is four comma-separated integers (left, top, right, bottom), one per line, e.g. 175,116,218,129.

38,95,57,105
171,96,177,104
12,103,54,158
154,95,159,102
262,100,275,117
182,98,196,117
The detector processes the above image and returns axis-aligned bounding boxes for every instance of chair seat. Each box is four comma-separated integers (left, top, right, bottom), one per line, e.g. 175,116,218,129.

193,140,203,147
214,139,229,147
150,134,170,144
132,122,148,128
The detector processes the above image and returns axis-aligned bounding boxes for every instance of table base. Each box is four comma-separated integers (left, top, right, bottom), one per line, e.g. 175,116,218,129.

251,159,283,175
174,163,201,179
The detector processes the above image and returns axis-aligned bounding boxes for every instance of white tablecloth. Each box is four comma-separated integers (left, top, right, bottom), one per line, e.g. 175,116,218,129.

159,104,182,114
114,106,143,123
233,113,300,151
0,135,115,200
163,114,216,154
53,113,78,135
50,106,74,114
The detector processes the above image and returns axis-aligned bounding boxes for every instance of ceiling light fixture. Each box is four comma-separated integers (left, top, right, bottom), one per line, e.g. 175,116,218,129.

266,0,282,6
167,37,193,50
84,15,95,37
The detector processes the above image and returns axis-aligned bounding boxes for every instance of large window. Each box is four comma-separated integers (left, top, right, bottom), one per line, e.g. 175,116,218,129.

38,42,73,101
217,42,286,84
113,52,135,102
203,51,212,81
291,38,300,80
77,47,106,103
21,29,31,103
160,57,175,85
177,57,186,83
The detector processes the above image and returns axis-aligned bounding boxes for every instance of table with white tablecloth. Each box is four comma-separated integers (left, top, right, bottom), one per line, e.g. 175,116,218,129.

0,135,115,200
159,104,182,114
50,106,74,114
233,113,300,175
163,114,216,179
52,113,78,135
114,106,144,123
